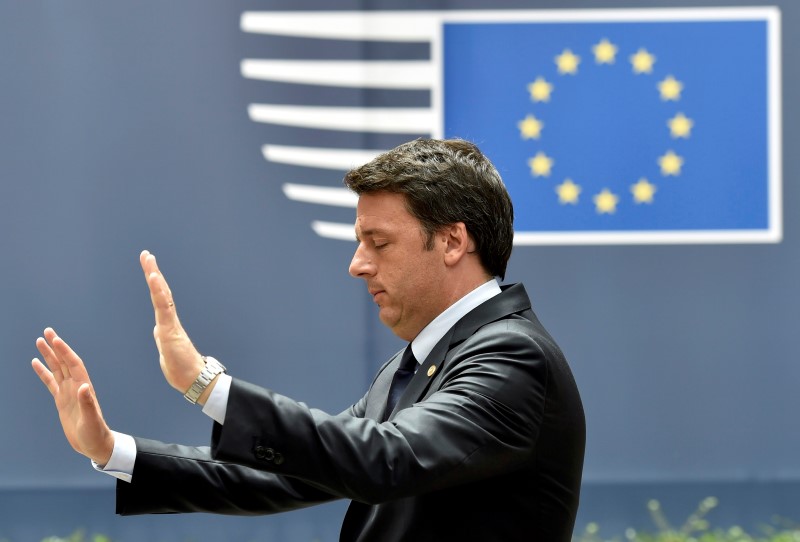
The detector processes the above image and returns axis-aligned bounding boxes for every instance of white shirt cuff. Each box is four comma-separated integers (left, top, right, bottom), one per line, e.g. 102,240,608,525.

91,430,136,483
89,373,231,482
202,372,231,425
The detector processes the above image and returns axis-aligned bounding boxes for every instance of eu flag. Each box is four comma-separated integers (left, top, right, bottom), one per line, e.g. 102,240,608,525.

442,11,780,244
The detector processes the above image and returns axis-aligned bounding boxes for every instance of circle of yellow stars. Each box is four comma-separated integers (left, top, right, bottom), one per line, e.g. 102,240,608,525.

519,38,694,214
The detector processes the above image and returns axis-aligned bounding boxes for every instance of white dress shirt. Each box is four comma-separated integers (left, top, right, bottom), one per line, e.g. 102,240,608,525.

97,278,501,481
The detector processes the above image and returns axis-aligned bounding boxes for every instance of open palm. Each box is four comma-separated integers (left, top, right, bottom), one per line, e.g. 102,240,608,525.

32,328,114,465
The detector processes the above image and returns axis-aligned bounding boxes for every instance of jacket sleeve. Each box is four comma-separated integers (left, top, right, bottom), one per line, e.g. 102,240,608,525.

116,438,340,515
211,320,553,505
116,380,376,517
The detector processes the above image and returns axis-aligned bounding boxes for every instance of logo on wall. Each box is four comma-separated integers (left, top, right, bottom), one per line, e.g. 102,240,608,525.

240,7,781,245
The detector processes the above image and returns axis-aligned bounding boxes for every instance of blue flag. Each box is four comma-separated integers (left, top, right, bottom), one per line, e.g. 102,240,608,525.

442,13,780,243
242,8,781,245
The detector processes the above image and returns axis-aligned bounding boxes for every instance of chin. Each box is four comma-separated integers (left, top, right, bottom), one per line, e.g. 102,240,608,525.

378,312,396,329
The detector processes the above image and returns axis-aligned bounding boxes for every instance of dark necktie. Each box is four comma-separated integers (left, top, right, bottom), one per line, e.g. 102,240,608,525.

383,344,417,420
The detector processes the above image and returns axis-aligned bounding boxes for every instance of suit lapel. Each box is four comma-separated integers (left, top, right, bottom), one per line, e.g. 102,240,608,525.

385,330,454,420
386,283,532,420
365,349,404,420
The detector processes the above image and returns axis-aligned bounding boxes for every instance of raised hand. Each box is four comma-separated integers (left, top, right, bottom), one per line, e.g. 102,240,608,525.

32,328,115,465
139,250,205,395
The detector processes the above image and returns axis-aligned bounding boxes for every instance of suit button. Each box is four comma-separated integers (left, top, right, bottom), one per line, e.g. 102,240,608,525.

254,445,267,459
263,448,275,461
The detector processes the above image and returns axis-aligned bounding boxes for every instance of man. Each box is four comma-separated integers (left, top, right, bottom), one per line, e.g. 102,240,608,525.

32,138,585,541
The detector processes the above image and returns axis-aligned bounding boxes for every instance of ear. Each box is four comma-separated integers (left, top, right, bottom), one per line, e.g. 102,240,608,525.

442,222,472,267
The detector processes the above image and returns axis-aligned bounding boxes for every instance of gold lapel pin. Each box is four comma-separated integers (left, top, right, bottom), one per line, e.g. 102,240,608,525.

427,365,437,377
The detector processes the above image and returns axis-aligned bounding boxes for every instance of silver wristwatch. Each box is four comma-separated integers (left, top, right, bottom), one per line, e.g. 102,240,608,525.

183,356,227,404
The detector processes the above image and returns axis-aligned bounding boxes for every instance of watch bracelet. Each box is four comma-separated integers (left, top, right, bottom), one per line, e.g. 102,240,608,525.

183,356,226,404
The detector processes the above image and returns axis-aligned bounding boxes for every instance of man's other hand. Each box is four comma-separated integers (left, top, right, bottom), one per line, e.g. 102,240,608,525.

139,250,205,397
32,328,115,465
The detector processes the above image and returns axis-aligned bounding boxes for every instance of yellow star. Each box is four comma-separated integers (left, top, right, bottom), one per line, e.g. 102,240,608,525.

527,77,554,102
630,48,656,74
528,152,554,177
593,189,619,214
518,115,544,140
555,179,581,204
631,178,657,204
658,75,683,100
555,49,580,75
593,39,618,64
668,113,694,138
659,150,684,176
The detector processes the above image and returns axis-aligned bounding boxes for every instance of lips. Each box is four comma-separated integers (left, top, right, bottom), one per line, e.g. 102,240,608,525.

368,287,386,302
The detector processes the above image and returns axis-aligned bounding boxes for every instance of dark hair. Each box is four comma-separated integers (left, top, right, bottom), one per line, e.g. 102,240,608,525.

343,138,514,280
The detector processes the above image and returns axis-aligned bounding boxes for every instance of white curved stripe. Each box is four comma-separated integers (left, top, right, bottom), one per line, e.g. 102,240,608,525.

243,8,779,39
263,145,384,170
312,221,356,241
241,12,437,41
249,104,433,133
283,183,357,207
241,60,433,90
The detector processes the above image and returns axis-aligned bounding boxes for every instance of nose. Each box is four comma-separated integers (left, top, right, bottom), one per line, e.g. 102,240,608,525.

349,243,376,278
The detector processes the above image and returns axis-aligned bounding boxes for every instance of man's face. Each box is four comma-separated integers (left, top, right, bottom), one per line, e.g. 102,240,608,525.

349,191,449,342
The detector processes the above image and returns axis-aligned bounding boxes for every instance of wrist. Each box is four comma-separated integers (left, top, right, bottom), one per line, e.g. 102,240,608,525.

183,356,226,404
196,374,221,406
92,430,116,467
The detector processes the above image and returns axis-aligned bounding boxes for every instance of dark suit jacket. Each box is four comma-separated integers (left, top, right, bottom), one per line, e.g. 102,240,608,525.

117,283,586,541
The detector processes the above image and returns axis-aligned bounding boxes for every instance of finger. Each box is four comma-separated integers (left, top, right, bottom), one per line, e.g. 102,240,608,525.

141,251,165,288
141,252,175,312
147,268,179,329
140,250,161,282
36,335,58,373
41,328,72,381
31,359,58,397
139,249,151,277
49,334,90,383
36,334,66,384
141,251,171,310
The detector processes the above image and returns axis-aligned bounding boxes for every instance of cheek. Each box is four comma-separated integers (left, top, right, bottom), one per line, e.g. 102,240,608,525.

384,250,438,302
403,269,435,303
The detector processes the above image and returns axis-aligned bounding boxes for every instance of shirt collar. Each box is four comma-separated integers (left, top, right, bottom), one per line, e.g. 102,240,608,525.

410,279,502,364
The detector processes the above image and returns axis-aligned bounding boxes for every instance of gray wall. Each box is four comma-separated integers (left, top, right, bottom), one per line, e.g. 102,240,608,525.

1,0,797,539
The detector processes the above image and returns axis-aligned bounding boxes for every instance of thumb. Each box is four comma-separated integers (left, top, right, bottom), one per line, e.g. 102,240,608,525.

76,383,113,465
77,383,101,419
